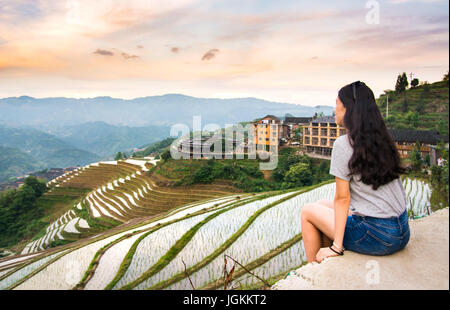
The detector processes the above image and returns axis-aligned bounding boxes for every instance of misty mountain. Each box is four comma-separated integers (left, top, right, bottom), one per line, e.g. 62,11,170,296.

0,94,334,129
0,146,46,182
53,122,171,157
0,127,100,169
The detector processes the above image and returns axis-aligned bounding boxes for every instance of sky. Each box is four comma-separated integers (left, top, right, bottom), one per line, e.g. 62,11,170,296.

0,0,448,107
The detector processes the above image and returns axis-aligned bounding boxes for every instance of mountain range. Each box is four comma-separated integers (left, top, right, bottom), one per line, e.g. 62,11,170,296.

0,94,333,128
0,94,334,182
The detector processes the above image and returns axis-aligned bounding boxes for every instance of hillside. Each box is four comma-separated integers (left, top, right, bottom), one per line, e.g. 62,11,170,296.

4,158,241,255
133,137,176,157
376,80,449,136
150,148,333,193
0,127,100,169
0,147,45,182
53,122,171,157
0,175,435,290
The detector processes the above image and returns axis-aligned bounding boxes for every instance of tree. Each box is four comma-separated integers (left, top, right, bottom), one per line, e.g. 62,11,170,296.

443,71,449,81
403,72,409,88
406,111,419,128
411,78,419,88
114,152,123,160
424,154,430,167
395,72,408,92
284,162,313,187
408,140,423,172
161,149,171,161
24,176,47,197
401,97,408,113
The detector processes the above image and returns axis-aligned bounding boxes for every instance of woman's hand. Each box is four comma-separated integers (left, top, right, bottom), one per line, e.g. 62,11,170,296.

316,246,341,263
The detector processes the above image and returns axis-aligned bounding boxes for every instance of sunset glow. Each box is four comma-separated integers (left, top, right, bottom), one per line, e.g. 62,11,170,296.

0,0,448,106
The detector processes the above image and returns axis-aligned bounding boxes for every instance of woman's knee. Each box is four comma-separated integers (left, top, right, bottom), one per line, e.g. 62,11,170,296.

301,203,315,220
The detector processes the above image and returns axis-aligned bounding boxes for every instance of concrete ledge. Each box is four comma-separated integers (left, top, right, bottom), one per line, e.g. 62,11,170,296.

272,208,449,290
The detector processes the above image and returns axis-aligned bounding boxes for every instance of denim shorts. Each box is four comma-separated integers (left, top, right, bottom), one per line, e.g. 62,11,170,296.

342,208,410,256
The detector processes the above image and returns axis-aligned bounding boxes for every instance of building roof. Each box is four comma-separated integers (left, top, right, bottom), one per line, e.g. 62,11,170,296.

284,117,313,124
311,116,336,124
388,129,449,144
253,115,281,123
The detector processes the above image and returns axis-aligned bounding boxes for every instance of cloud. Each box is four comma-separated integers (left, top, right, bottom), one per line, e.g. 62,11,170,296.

137,45,144,49
201,49,220,61
171,47,180,53
93,49,114,56
121,52,139,59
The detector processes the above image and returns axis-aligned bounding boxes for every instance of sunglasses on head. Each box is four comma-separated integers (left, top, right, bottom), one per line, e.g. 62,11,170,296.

352,81,361,104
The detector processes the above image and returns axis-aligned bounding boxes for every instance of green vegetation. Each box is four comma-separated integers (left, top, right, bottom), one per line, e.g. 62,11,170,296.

0,127,100,172
0,176,48,248
0,146,46,183
376,74,449,136
429,141,449,210
271,147,333,189
151,147,333,192
133,137,176,158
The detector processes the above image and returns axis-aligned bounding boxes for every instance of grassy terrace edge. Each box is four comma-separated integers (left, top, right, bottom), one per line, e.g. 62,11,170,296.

199,233,303,290
146,179,334,290
3,196,242,289
105,195,267,290
1,180,332,290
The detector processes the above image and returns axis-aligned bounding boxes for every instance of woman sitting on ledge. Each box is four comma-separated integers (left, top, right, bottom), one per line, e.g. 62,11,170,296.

301,81,410,263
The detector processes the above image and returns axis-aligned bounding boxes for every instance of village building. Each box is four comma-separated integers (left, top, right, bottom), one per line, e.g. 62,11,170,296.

302,116,449,165
251,115,289,153
284,116,314,139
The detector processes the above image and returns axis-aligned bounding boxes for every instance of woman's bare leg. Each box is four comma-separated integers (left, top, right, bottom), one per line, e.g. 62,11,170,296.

315,199,352,248
316,199,353,216
301,203,335,263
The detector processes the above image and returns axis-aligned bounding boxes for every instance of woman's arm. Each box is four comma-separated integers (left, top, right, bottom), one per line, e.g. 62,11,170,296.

333,176,351,249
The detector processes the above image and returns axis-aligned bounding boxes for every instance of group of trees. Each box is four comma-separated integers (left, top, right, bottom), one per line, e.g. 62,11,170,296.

271,148,332,189
114,152,129,160
395,73,410,93
395,72,422,93
0,176,48,248
395,71,449,93
166,147,332,192
407,141,431,172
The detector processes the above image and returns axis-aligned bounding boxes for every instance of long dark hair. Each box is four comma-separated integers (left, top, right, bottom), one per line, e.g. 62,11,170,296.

338,81,406,190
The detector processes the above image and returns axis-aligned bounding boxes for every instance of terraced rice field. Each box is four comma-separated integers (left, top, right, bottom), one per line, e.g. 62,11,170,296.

0,176,432,290
24,158,239,254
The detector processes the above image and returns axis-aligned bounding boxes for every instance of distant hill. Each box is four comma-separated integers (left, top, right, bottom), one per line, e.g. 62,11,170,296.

0,94,334,129
376,80,449,136
133,137,176,157
0,146,45,182
53,122,171,157
0,127,100,170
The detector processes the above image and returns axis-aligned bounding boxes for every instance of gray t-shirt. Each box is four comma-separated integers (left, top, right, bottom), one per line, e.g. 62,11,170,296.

329,134,407,218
